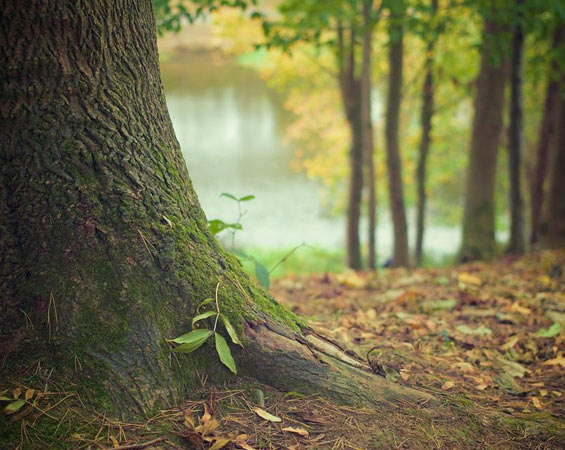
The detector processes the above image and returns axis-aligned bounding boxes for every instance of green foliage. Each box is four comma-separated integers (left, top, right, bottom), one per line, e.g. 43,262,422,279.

153,0,259,34
169,283,242,374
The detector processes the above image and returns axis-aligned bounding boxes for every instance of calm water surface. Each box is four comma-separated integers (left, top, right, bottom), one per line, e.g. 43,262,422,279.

160,50,460,260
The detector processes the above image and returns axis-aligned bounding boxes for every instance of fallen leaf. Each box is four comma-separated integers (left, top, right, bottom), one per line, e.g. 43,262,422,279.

500,336,519,351
510,303,532,316
458,273,482,286
456,324,492,336
542,356,565,368
209,438,230,450
252,406,281,423
442,381,456,390
451,362,475,372
531,397,543,410
536,323,562,338
282,426,309,437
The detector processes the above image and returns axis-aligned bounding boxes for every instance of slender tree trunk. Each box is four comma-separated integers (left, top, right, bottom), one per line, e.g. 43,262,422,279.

1,0,434,419
385,0,409,267
362,0,377,270
460,19,509,262
530,27,563,245
540,94,565,248
506,1,526,254
415,0,437,267
338,26,364,270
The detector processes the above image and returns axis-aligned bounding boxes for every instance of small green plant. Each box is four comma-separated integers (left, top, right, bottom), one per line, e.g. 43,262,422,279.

208,192,305,289
168,282,242,374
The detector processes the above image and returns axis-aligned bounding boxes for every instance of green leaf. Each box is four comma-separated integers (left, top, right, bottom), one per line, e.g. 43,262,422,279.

215,333,237,374
220,192,238,201
536,322,561,338
456,324,492,336
255,261,270,288
197,297,214,312
171,329,212,353
221,314,243,346
208,219,229,235
238,195,255,202
3,399,25,415
192,311,217,328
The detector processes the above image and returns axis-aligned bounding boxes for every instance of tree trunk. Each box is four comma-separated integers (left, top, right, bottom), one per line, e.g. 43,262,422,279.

506,2,526,255
530,27,563,246
460,19,509,262
385,0,410,267
414,0,437,267
0,0,433,419
540,94,565,248
362,0,377,270
338,26,364,270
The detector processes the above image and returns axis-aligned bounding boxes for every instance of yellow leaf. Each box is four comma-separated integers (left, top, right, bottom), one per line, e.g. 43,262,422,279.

282,426,309,437
457,273,482,286
209,438,230,450
451,361,476,373
400,370,410,381
542,356,565,368
12,388,21,399
510,303,531,316
441,381,455,391
475,383,488,391
252,406,281,422
336,270,366,289
24,389,34,401
500,336,519,351
531,397,543,410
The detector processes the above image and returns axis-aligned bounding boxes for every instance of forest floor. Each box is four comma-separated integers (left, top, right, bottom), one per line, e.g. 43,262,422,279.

2,251,564,449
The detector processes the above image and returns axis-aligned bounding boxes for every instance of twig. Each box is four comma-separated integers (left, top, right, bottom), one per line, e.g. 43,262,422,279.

108,436,167,449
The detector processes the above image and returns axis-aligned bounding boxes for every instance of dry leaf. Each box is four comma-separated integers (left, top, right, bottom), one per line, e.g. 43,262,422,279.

400,370,410,381
510,303,532,316
542,356,565,368
458,273,482,286
442,381,455,390
531,397,543,410
451,361,476,372
252,406,281,422
282,426,309,437
475,383,488,391
500,336,519,351
237,443,257,450
209,438,230,450
12,388,21,399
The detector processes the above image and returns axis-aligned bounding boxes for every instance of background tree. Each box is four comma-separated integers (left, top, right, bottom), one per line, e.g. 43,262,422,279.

460,12,509,262
414,0,439,266
506,0,526,254
530,26,563,245
384,0,410,267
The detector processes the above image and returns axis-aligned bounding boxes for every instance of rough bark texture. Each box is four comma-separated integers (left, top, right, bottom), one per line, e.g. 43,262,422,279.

460,19,508,262
506,4,526,255
338,26,363,270
0,0,434,420
385,1,409,267
540,95,565,248
362,0,377,270
414,0,437,267
530,27,563,246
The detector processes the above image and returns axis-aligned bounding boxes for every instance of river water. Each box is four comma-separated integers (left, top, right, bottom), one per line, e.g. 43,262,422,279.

160,50,461,262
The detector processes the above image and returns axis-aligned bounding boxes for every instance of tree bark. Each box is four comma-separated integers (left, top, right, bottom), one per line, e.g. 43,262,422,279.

385,0,410,267
540,94,565,248
530,27,563,246
338,25,364,270
506,1,526,255
0,0,434,419
414,0,437,267
460,19,509,262
362,0,377,270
